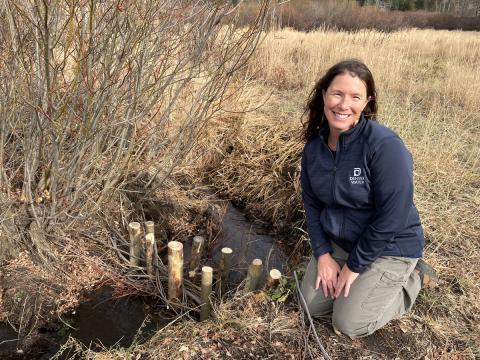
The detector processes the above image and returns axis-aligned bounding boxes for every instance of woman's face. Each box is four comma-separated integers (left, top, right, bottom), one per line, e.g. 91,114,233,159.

322,72,369,135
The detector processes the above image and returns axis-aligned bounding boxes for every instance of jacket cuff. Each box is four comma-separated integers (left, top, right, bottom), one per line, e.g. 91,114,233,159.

346,258,367,274
313,243,333,260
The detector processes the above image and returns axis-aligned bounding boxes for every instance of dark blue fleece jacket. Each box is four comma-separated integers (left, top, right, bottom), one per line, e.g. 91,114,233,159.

301,116,424,273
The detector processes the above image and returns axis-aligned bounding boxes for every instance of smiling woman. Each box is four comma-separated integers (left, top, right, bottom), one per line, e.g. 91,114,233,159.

322,73,371,146
299,59,438,337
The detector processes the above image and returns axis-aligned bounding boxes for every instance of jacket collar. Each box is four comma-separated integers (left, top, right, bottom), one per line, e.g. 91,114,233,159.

319,114,368,148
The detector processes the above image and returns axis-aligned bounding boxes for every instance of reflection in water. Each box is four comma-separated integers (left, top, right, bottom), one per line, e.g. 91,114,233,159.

211,202,288,284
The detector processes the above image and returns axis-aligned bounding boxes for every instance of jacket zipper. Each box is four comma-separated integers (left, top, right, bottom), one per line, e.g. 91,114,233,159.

335,137,346,242
339,138,346,242
329,146,337,204
326,136,345,242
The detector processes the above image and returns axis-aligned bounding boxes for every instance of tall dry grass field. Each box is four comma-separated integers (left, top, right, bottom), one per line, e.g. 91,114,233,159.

198,28,479,357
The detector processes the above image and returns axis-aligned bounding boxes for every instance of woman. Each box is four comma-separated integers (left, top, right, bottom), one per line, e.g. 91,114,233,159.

300,59,437,337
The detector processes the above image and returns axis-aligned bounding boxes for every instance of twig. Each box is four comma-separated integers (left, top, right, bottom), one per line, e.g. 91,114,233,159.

0,338,18,346
294,270,332,360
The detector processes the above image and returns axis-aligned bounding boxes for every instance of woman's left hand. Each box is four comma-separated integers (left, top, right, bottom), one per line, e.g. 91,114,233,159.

334,265,359,298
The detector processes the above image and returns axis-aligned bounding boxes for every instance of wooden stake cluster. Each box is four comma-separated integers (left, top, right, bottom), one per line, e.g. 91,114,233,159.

127,221,284,320
128,221,158,273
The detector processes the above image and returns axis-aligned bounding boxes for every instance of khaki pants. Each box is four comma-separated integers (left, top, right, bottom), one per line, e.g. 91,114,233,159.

300,243,421,337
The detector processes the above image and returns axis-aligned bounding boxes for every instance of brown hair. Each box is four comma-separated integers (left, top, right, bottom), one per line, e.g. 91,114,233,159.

303,59,378,142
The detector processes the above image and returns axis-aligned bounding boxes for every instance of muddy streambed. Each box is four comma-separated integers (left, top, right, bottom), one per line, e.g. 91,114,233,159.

0,200,289,358
210,202,289,284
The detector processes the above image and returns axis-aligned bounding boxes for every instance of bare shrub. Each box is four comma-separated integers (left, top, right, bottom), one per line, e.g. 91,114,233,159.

0,0,269,241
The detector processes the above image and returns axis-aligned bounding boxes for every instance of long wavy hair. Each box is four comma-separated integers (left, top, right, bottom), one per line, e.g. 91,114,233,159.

303,59,378,142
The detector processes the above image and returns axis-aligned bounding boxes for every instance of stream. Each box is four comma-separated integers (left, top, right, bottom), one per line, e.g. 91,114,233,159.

0,200,289,358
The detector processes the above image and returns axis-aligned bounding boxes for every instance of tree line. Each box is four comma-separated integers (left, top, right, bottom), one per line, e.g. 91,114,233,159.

358,0,480,15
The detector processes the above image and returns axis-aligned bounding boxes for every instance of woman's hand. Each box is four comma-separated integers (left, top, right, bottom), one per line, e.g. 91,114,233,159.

316,253,341,299
334,264,359,298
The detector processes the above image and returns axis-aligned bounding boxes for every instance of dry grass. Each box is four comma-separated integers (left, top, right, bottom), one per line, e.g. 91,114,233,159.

193,27,480,358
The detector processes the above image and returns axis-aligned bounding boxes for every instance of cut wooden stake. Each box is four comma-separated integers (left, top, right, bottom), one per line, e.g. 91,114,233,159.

145,233,155,277
128,222,142,267
188,236,205,278
200,266,213,321
168,241,183,301
217,247,233,296
145,221,164,269
145,221,155,236
264,269,282,291
245,258,263,292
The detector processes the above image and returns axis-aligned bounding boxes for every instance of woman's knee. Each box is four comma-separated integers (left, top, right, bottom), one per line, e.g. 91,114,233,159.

300,284,333,318
300,258,333,317
332,310,375,337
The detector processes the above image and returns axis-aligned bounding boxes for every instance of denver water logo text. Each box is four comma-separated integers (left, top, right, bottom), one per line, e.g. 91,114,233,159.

350,168,365,185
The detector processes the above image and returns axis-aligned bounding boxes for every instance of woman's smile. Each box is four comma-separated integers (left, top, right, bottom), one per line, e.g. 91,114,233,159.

332,112,352,120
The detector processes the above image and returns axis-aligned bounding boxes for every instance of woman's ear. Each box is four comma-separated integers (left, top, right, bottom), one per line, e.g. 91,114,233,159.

322,89,326,103
363,96,373,112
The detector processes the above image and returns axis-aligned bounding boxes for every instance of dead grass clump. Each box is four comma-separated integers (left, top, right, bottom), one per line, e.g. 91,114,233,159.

199,114,304,237
141,293,301,359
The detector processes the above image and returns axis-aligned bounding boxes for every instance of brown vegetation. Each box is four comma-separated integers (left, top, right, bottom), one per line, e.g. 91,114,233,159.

239,0,480,31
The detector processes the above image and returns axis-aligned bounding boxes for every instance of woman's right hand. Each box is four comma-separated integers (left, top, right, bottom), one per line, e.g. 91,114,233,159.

316,253,341,299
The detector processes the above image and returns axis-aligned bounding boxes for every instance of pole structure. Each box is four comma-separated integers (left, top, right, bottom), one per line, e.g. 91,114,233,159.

188,235,205,278
145,233,155,276
145,221,155,236
128,222,141,267
217,247,233,296
264,269,282,291
168,241,183,301
200,266,213,321
245,258,263,292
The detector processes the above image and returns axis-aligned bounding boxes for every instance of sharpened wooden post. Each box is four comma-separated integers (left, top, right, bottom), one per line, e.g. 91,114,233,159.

217,247,233,296
168,241,183,301
145,221,155,236
188,236,205,278
264,269,282,291
145,233,155,276
200,266,213,321
128,222,142,267
245,258,263,292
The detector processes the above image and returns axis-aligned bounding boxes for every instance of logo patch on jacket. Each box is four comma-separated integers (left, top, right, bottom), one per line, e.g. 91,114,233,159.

350,168,365,185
